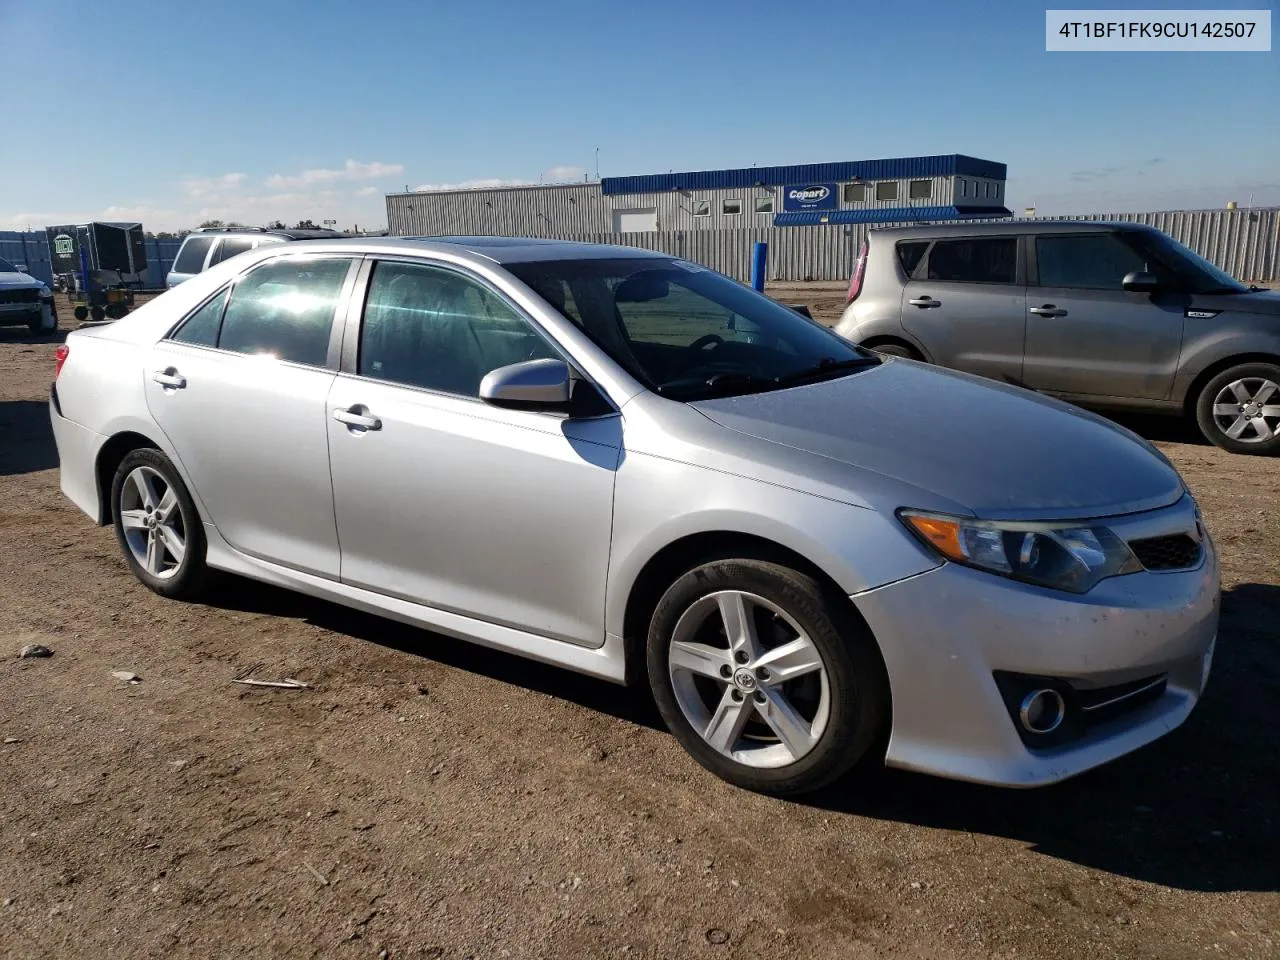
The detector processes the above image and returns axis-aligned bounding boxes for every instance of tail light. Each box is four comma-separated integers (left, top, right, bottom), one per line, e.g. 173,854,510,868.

846,241,868,303
54,344,69,379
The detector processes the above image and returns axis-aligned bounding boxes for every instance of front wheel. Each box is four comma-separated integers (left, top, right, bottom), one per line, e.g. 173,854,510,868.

110,448,215,600
646,559,890,796
866,341,922,361
1194,362,1280,455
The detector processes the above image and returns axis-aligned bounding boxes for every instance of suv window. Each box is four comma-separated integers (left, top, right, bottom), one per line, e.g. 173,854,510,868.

1035,233,1152,289
209,238,255,267
359,260,556,397
895,241,929,277
926,238,1017,284
172,236,215,274
217,257,351,366
171,287,229,346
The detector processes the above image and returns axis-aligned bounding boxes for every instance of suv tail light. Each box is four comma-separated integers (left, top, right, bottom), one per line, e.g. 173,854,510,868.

54,344,69,379
847,241,868,302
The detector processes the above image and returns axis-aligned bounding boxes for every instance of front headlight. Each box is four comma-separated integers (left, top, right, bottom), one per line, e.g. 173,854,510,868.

37,285,53,299
899,510,1141,594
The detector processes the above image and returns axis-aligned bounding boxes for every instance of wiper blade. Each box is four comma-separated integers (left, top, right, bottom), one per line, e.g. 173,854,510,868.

774,356,880,386
656,371,775,399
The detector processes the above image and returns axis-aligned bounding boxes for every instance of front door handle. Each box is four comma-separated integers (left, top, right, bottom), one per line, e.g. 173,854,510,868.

333,406,382,431
1029,304,1070,320
152,369,187,389
908,297,942,308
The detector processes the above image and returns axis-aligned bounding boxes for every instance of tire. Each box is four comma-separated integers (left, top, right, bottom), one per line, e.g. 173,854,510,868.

89,305,106,323
1194,362,1280,456
110,449,215,600
73,305,89,322
867,341,922,361
646,558,890,796
25,311,44,335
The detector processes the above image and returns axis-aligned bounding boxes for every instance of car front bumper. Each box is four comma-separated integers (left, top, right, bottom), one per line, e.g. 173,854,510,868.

852,526,1219,787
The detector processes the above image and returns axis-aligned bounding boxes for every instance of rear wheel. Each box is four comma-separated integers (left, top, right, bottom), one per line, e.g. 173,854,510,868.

646,559,889,796
866,340,922,361
1194,362,1280,455
110,449,215,600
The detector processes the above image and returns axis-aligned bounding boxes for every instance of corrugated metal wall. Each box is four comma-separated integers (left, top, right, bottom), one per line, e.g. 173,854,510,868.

385,205,1280,284
0,232,183,288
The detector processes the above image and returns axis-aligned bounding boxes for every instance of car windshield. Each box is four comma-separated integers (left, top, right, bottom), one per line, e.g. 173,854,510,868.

1129,230,1250,294
0,257,17,273
506,257,877,400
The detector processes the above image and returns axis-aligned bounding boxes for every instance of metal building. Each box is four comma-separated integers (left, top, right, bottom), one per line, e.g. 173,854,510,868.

385,155,1011,236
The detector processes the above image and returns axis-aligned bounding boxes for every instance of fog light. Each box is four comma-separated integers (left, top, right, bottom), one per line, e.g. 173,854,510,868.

1019,688,1066,734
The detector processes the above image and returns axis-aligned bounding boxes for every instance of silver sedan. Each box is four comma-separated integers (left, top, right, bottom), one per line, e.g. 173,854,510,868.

49,237,1220,795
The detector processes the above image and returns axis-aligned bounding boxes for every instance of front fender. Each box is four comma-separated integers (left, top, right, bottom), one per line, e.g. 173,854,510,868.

603,450,940,639
1173,327,1280,404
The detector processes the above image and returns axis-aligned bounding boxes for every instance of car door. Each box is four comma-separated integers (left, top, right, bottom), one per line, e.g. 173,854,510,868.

144,254,358,578
1022,231,1184,400
900,235,1025,384
326,257,621,647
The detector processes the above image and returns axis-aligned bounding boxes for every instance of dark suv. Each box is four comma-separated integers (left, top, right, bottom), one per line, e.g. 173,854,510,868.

834,221,1280,455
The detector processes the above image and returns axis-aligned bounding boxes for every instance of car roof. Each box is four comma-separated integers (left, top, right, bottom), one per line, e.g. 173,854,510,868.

283,236,674,264
187,227,351,241
870,220,1159,239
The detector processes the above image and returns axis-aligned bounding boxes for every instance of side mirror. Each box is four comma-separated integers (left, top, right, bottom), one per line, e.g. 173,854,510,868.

1122,271,1160,293
479,358,572,410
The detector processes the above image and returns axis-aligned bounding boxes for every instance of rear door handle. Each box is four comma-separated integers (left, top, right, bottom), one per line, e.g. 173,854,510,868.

333,406,382,431
1029,304,1068,317
152,369,187,389
908,297,942,308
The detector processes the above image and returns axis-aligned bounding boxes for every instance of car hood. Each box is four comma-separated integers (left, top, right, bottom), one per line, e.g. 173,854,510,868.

691,360,1185,521
1199,289,1280,316
0,271,41,288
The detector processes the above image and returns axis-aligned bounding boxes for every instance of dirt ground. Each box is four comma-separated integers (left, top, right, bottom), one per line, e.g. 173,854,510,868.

0,292,1277,960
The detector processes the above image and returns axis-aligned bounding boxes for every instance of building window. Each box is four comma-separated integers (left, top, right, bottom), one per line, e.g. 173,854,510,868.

754,195,773,214
875,181,898,202
843,182,867,203
692,199,710,217
958,179,968,198
908,180,932,200
722,198,742,215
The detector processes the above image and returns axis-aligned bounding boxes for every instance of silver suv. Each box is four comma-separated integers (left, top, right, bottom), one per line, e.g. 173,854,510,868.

834,221,1280,455
165,227,349,288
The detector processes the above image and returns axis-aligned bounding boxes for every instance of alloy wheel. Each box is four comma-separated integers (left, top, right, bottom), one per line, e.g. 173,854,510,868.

1211,378,1280,444
118,465,186,580
667,590,830,769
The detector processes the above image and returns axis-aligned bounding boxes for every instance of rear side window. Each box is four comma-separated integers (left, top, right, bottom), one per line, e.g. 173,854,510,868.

1035,234,1151,289
171,287,229,346
209,238,255,266
926,238,1017,284
217,258,352,366
895,241,929,277
172,237,215,274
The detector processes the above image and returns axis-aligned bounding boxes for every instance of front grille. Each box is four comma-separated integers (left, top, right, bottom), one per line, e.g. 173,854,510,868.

0,288,40,305
1129,533,1202,571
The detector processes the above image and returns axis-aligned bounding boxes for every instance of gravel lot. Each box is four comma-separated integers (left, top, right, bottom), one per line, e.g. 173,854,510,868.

0,292,1277,959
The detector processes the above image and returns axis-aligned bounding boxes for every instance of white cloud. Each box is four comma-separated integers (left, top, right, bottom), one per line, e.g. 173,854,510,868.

266,158,405,189
413,164,590,193
354,185,379,197
181,172,248,199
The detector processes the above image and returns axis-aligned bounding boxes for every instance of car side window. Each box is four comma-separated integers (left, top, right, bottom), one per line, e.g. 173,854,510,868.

1035,234,1152,290
359,260,557,397
926,238,1017,284
217,257,351,366
209,238,254,266
170,287,229,346
896,241,929,277
172,236,215,274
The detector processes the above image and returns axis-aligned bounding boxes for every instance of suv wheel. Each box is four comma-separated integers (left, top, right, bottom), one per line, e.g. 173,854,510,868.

1194,362,1280,455
646,559,889,796
867,341,922,361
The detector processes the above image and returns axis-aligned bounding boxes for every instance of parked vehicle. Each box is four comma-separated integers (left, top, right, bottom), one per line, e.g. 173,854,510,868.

50,237,1219,796
165,227,350,288
834,221,1280,455
0,256,57,334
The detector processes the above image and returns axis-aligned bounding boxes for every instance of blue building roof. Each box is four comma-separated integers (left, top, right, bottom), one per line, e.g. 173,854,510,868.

773,204,1013,226
601,155,1006,196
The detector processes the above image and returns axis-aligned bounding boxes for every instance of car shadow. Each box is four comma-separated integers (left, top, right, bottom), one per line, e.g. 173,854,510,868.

0,399,58,476
209,577,665,732
0,325,67,347
209,575,1278,892
806,580,1280,893
1102,410,1210,446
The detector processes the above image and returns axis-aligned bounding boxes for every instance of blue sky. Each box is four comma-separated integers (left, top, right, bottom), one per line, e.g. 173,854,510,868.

1,0,1275,231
